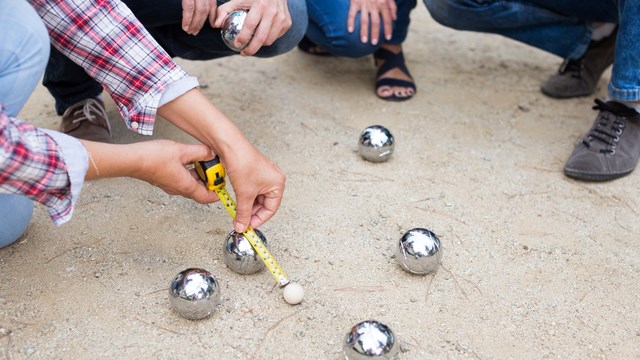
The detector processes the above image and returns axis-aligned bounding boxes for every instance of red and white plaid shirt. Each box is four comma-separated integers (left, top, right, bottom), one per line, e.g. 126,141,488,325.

0,0,195,224
0,107,76,224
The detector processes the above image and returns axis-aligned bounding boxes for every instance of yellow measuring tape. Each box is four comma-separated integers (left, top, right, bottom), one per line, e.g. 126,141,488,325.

195,157,290,287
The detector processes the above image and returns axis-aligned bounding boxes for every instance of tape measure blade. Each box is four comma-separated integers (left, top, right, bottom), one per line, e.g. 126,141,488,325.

243,229,288,279
215,188,237,219
243,228,289,285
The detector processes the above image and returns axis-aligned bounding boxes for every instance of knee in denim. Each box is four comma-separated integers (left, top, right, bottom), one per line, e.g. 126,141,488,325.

424,0,490,30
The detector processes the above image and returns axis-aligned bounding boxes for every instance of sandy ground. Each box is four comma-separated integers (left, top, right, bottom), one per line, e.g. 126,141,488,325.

3,9,640,360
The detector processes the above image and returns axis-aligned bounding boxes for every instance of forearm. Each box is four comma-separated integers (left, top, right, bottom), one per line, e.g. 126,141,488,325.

157,89,250,159
157,88,286,232
82,139,220,205
82,141,144,180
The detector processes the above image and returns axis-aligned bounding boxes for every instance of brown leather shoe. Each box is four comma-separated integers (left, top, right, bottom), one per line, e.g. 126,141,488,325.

59,98,112,143
541,28,617,99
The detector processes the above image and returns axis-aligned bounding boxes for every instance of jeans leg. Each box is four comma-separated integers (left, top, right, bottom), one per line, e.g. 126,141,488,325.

306,0,417,57
121,0,183,26
608,0,640,101
0,0,50,116
0,0,42,246
0,195,34,248
423,0,617,59
388,0,419,45
306,0,382,57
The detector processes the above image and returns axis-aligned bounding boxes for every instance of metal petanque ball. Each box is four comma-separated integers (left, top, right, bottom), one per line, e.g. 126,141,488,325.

396,228,442,275
168,268,221,320
358,125,395,162
343,320,400,360
221,10,249,52
222,229,268,275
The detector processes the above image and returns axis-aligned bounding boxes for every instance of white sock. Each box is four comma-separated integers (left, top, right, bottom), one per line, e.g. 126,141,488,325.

96,93,104,101
591,23,616,41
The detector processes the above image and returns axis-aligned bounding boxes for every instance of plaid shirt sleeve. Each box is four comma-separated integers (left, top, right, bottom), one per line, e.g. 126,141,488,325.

0,106,81,225
29,0,191,135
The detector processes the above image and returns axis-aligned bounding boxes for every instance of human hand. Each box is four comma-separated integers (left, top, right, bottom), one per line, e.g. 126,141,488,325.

107,140,218,204
212,0,292,56
129,140,220,204
218,140,286,233
157,89,286,232
348,0,397,45
82,138,220,202
182,0,217,35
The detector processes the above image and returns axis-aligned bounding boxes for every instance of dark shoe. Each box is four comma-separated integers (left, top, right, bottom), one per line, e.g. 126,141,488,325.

297,36,332,56
59,98,112,143
373,48,416,102
541,29,617,99
564,99,640,181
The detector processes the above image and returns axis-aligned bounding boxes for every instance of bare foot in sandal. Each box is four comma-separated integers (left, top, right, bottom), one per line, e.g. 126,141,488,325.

374,44,416,101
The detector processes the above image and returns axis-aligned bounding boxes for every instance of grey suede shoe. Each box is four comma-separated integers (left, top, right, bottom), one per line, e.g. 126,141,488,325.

59,98,112,143
564,99,640,181
541,29,617,99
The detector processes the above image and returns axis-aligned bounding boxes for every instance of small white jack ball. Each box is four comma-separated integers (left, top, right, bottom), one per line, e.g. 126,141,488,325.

282,282,304,305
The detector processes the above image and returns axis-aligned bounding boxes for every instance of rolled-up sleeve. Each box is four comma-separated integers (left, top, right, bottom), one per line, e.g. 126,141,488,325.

0,106,88,225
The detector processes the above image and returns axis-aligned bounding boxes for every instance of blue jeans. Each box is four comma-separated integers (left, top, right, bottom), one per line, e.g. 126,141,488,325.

424,0,640,101
0,0,47,247
43,0,308,115
305,0,418,58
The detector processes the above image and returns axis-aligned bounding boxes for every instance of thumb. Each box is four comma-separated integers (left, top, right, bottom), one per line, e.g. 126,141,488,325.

213,3,232,28
184,144,215,163
233,191,253,233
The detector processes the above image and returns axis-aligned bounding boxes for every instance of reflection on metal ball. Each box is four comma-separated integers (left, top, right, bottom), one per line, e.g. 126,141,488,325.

222,229,268,275
358,125,395,162
343,320,399,360
396,228,442,275
222,10,249,52
168,268,221,320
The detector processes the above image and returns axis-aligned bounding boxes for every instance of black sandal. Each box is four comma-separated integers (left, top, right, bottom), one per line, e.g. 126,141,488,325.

297,36,332,56
374,48,416,102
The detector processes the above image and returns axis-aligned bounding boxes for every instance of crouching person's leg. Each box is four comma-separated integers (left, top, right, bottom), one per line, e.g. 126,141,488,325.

0,195,34,248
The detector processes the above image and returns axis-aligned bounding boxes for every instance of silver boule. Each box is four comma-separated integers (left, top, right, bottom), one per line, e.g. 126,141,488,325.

343,320,399,360
358,125,395,162
396,228,442,275
221,10,249,52
222,229,268,275
168,268,221,320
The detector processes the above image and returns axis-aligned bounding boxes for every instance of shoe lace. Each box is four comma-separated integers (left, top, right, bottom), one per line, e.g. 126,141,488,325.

583,99,636,154
70,98,112,135
558,59,583,79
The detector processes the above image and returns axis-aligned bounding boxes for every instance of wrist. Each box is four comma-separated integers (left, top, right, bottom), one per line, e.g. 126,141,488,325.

159,89,249,154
